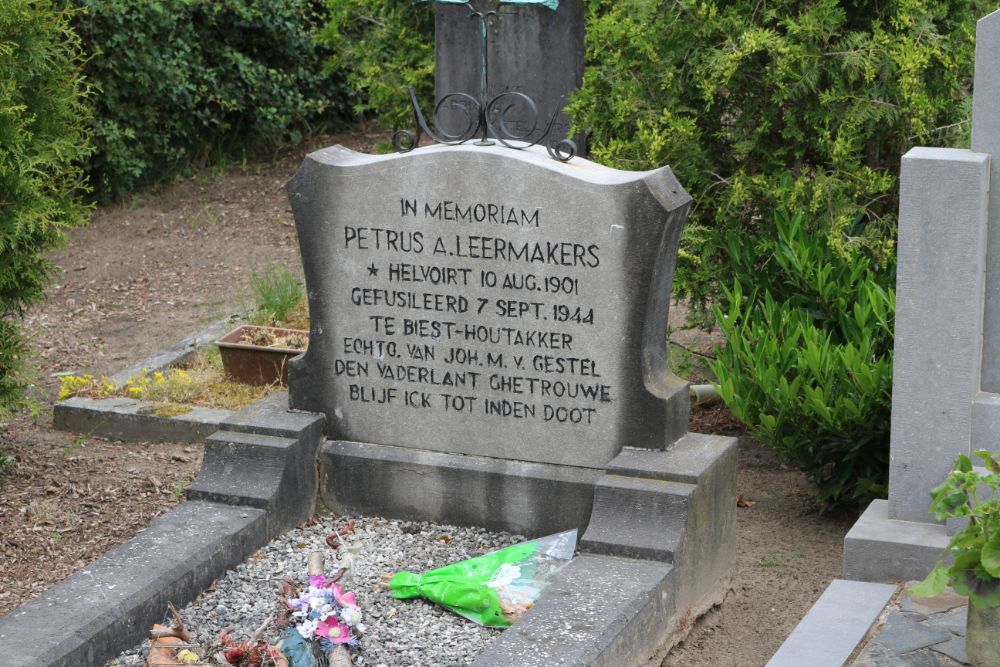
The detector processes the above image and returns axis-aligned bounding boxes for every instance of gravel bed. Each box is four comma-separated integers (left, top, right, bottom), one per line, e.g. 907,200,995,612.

109,515,523,666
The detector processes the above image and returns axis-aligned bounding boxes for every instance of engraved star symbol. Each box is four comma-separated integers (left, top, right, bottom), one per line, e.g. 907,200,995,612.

367,263,379,277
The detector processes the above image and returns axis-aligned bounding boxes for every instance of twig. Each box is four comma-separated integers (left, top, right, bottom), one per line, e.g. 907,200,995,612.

670,340,717,360
249,616,271,645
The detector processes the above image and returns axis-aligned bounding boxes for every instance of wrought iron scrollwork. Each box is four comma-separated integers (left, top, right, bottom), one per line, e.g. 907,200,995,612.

394,0,577,162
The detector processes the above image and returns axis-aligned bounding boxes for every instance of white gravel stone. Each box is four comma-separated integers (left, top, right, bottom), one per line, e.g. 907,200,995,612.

108,514,522,666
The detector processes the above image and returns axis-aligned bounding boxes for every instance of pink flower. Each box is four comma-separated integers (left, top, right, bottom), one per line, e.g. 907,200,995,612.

330,582,358,608
316,617,352,644
309,575,327,588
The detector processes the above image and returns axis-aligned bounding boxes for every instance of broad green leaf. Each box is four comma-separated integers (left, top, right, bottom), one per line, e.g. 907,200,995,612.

908,563,948,599
982,527,1000,578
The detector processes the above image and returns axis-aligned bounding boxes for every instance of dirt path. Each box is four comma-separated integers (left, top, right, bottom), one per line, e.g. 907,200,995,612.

0,129,854,666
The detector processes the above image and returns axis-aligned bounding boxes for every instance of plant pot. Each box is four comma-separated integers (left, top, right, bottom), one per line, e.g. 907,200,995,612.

967,603,1000,666
216,324,308,386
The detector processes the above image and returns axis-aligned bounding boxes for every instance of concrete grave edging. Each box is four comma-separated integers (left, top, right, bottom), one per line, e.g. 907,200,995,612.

766,579,899,667
0,394,325,667
320,429,738,666
52,318,270,444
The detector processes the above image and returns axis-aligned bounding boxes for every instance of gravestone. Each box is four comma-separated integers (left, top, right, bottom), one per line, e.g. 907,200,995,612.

843,9,1000,582
286,141,738,665
286,143,689,469
435,0,585,150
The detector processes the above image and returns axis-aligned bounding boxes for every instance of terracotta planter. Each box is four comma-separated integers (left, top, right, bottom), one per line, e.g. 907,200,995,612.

216,324,308,386
967,603,1000,666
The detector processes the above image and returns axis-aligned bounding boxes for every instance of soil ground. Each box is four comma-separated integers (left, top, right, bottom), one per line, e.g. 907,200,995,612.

0,128,856,666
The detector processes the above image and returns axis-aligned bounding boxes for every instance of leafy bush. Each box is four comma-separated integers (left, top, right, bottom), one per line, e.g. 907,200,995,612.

572,0,985,314
1,2,93,417
317,0,435,131
710,198,895,508
72,0,346,200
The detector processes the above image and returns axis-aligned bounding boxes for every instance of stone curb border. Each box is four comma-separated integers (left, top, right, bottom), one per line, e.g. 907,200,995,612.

766,579,899,667
0,394,325,667
321,432,738,666
52,318,269,444
31,327,740,667
3,402,735,667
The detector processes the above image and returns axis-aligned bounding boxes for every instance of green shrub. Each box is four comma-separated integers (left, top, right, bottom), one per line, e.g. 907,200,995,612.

572,0,985,316
0,1,93,417
318,0,435,131
710,197,895,508
72,0,346,200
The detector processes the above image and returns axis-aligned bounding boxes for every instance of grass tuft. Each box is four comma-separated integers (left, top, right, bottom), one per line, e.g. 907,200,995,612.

250,265,303,326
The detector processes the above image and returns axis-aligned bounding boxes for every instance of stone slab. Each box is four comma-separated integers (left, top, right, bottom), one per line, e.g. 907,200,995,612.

579,475,691,561
607,432,735,484
0,501,268,667
287,143,691,468
903,589,967,616
220,391,324,442
766,579,897,667
188,421,324,534
852,641,910,667
471,553,678,667
932,638,969,665
926,607,967,636
53,395,231,444
972,9,1000,391
877,612,951,655
579,431,737,661
888,147,990,522
435,0,585,150
319,439,602,537
585,434,738,564
188,431,300,509
844,500,949,583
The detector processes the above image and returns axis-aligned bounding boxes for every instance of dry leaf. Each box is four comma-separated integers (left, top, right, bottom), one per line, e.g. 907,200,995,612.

736,495,756,508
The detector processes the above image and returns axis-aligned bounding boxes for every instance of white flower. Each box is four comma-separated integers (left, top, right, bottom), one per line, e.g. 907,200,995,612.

341,606,363,627
486,563,521,589
297,619,318,639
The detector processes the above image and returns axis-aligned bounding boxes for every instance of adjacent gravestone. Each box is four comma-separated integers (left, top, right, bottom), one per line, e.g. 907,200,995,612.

286,143,690,469
435,0,585,150
843,9,999,582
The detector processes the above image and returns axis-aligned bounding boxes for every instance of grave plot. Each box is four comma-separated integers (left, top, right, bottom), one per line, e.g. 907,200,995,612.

108,515,522,667
0,142,737,667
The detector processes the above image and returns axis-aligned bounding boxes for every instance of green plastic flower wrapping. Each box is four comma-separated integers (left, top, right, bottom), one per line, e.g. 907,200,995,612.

389,529,576,627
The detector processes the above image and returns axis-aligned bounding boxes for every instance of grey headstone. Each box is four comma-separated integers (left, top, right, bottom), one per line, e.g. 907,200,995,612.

972,9,1000,391
435,0,585,151
842,9,1000,584
287,143,690,468
888,147,990,522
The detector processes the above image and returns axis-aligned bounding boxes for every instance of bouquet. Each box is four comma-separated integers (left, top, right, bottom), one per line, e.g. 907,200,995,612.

387,529,576,627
